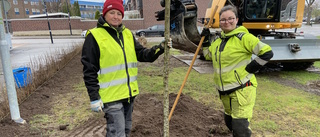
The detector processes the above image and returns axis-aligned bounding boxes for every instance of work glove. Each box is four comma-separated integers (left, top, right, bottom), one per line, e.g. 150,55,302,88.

90,99,104,112
200,28,211,48
200,28,210,38
161,38,172,48
245,60,263,73
200,28,211,45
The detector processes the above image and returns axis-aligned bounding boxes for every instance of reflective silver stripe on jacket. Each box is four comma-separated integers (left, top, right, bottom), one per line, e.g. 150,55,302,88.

100,76,138,89
214,59,251,74
216,73,253,91
98,62,138,74
203,47,212,59
254,57,268,66
253,41,268,55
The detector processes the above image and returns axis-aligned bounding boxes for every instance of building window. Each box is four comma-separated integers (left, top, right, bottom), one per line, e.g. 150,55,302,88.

35,2,39,5
79,5,86,8
24,1,28,4
14,8,19,14
31,1,34,5
13,0,18,5
87,5,94,9
32,8,36,14
25,8,29,14
36,9,40,14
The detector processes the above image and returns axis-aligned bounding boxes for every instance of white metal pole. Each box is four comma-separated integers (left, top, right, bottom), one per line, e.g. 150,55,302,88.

1,0,12,50
0,1,26,124
1,0,9,33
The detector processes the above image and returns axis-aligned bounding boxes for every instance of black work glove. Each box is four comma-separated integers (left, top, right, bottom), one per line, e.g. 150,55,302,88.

200,28,211,47
200,28,210,37
200,28,211,42
245,60,263,73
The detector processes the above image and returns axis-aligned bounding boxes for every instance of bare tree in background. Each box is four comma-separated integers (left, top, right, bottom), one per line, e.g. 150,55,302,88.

45,0,62,13
306,0,316,25
312,1,320,23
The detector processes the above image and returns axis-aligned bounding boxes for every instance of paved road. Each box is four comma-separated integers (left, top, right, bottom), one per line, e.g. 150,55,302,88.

282,23,320,36
0,36,85,102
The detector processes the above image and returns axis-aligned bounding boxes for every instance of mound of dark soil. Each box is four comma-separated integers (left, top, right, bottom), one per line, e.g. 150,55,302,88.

131,93,231,137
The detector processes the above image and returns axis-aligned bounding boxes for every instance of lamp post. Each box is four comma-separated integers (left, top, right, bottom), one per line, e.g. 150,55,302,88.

43,0,53,44
1,0,9,34
1,0,12,50
66,1,72,35
0,0,26,124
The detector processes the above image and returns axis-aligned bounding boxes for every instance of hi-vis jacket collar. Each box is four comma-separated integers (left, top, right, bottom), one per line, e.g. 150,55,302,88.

97,16,125,32
221,26,249,38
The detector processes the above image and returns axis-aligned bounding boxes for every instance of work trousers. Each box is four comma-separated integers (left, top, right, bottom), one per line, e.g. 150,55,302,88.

220,85,256,137
103,98,135,137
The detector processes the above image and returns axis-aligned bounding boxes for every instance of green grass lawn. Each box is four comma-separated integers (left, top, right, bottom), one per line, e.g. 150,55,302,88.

314,62,320,68
253,76,320,136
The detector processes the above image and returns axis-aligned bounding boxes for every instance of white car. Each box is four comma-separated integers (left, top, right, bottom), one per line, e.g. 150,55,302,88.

81,30,87,38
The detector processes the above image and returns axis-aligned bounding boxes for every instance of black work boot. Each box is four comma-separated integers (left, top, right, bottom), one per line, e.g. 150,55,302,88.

224,114,232,131
232,119,251,137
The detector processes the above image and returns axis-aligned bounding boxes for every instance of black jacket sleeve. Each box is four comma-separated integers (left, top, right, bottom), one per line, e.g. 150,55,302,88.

133,35,164,62
81,33,101,101
245,50,274,73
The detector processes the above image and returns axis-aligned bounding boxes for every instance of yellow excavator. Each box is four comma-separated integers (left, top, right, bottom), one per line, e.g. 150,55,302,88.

155,0,320,70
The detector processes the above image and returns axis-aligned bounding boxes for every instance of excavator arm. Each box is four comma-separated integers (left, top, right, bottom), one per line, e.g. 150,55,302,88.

155,0,226,54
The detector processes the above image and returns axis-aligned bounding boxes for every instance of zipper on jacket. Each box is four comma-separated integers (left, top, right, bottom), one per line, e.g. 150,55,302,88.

219,52,224,91
215,46,218,62
218,38,229,91
118,32,132,98
234,70,243,86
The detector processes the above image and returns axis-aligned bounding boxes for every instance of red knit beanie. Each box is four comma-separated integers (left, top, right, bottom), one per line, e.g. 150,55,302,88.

102,0,124,18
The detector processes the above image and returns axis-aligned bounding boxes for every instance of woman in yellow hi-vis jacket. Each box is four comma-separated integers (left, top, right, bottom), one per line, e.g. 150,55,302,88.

201,5,273,137
81,0,169,136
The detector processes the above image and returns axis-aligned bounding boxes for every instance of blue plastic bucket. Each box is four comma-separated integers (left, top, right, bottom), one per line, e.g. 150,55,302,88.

13,67,32,88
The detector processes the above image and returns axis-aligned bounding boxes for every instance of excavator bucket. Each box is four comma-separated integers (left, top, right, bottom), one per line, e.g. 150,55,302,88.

155,0,201,54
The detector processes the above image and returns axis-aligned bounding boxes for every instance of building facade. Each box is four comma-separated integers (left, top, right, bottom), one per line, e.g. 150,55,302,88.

9,0,210,33
124,0,143,18
2,0,69,19
3,0,145,20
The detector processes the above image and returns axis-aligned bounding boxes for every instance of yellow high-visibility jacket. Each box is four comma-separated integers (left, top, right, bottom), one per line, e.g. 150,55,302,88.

203,26,273,92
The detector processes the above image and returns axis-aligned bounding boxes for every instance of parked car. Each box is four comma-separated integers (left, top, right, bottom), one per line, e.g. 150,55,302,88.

81,30,87,38
315,16,320,23
135,25,165,37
